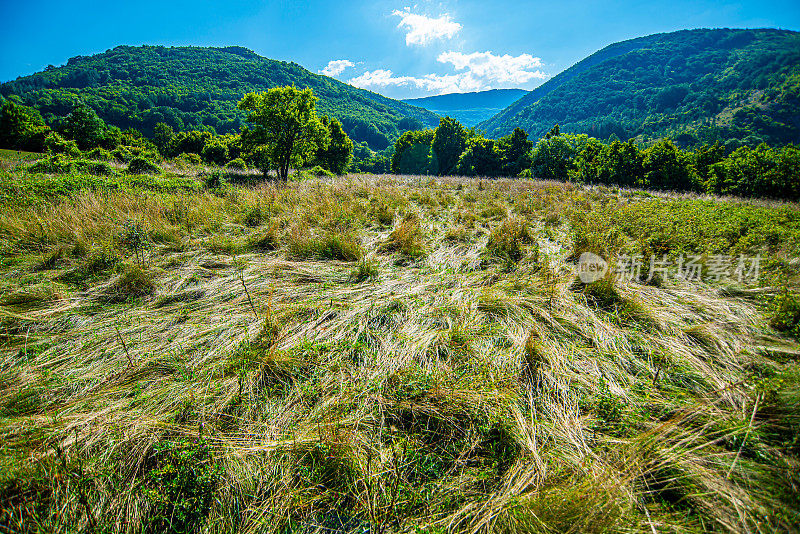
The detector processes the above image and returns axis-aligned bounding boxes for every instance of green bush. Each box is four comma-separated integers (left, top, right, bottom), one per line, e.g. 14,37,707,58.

769,290,800,337
175,153,202,166
126,156,161,175
85,147,112,161
224,158,247,171
202,170,224,189
43,132,80,157
111,146,134,163
27,154,117,176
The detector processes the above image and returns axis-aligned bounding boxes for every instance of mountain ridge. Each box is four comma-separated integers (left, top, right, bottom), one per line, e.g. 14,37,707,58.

0,45,440,149
480,28,800,147
402,89,527,127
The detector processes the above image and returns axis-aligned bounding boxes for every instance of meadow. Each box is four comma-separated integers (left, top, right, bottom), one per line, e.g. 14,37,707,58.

1,155,799,534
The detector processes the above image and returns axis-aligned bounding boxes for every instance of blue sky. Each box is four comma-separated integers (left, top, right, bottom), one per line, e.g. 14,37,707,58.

1,0,799,98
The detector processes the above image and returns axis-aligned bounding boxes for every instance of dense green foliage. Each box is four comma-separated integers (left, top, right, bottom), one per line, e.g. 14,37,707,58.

0,98,49,152
393,116,800,201
482,28,800,148
391,129,437,175
238,87,330,181
536,130,800,199
431,116,467,175
313,116,354,175
0,45,439,149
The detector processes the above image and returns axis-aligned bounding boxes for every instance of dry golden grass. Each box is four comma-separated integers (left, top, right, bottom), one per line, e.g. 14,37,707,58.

0,174,798,533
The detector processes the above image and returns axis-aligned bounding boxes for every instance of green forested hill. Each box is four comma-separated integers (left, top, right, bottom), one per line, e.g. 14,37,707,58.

480,28,800,148
0,45,439,149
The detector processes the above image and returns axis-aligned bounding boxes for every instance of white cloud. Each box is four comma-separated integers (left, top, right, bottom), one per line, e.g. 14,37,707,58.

392,8,462,46
349,69,483,93
348,51,548,95
437,51,547,85
320,59,355,77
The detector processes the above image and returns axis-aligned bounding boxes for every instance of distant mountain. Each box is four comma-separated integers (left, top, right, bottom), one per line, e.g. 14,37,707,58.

403,89,527,127
0,45,440,149
480,28,800,147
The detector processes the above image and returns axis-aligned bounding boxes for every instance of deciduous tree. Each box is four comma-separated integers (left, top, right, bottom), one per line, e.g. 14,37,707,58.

238,86,329,181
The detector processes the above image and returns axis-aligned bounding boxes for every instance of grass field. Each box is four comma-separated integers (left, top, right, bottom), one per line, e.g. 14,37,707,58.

1,161,799,533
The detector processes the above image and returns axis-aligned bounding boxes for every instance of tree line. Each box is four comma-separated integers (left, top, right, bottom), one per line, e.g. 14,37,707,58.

2,87,799,201
0,86,354,178
389,119,800,201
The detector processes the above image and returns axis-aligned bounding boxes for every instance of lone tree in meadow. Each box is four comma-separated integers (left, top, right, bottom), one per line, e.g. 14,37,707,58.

238,86,329,181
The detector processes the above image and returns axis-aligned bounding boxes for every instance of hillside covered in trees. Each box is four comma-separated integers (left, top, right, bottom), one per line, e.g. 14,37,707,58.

481,28,800,148
0,45,439,150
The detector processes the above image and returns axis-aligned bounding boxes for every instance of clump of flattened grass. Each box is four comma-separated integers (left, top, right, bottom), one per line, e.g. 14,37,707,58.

479,201,508,220
33,244,68,271
349,258,379,282
286,227,363,262
368,201,395,227
246,223,281,252
577,276,656,326
443,225,470,244
485,217,537,264
505,470,633,534
205,234,245,256
382,212,425,260
0,285,62,310
101,263,157,302
57,244,121,285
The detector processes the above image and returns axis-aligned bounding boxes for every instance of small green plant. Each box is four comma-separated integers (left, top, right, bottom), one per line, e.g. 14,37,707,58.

144,438,219,534
119,220,151,267
769,289,800,337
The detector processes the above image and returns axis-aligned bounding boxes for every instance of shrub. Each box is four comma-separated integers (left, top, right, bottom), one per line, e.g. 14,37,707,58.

126,156,161,175
769,290,800,337
44,132,80,157
85,147,112,161
111,146,134,163
308,165,335,177
27,155,117,176
224,158,248,171
175,153,202,166
202,169,224,189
